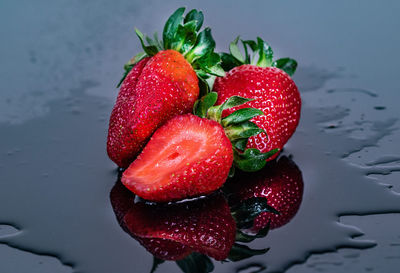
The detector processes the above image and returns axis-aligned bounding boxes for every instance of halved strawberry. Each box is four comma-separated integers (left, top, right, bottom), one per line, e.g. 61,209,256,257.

122,93,278,202
122,114,233,202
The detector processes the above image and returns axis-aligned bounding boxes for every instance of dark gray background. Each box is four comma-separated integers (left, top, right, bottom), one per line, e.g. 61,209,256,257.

1,1,400,272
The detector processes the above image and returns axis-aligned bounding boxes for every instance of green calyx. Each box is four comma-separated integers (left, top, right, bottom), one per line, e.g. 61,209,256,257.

220,36,298,76
193,92,279,172
117,7,224,87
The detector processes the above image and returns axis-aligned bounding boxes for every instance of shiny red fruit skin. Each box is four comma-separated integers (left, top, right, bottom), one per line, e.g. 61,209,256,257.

122,114,233,202
228,156,303,230
123,195,236,260
107,50,199,168
214,65,301,160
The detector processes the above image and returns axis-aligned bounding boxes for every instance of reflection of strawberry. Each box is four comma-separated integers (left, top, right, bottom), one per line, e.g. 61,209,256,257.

126,195,236,261
135,237,192,261
110,181,192,260
226,156,304,230
110,182,236,261
122,93,277,202
107,8,225,168
110,179,276,273
109,176,135,225
215,37,301,160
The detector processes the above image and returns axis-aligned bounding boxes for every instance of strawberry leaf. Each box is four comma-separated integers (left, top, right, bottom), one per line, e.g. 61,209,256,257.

194,92,218,118
221,96,253,110
220,36,298,73
234,148,279,172
197,76,210,98
207,96,253,123
195,52,225,77
242,39,257,51
222,108,264,127
135,28,159,56
184,9,204,31
256,37,273,67
152,32,163,50
220,52,241,71
163,7,185,49
224,121,264,141
185,28,216,63
244,39,258,64
272,58,298,76
241,39,257,63
170,21,197,54
233,138,248,150
176,253,214,273
205,76,217,91
228,244,269,262
197,93,268,166
229,36,245,63
145,34,163,51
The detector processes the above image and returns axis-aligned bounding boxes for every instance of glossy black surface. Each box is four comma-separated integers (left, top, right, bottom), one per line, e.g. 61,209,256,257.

1,0,400,272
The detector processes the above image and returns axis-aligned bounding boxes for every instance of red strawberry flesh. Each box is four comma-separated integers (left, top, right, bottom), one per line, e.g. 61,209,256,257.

122,114,233,202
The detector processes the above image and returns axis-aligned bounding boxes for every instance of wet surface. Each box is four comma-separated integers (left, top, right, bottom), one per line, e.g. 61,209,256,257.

1,0,400,272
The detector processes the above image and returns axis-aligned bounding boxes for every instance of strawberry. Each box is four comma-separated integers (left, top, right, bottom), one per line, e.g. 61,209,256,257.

107,8,225,168
214,37,301,160
226,156,304,230
122,93,278,202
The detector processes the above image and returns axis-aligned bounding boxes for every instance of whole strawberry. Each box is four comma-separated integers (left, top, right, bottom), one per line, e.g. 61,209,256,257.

107,8,225,168
214,37,301,160
122,93,278,202
226,156,304,230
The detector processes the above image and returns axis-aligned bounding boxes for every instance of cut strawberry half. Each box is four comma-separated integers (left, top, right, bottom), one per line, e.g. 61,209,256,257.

122,114,233,202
